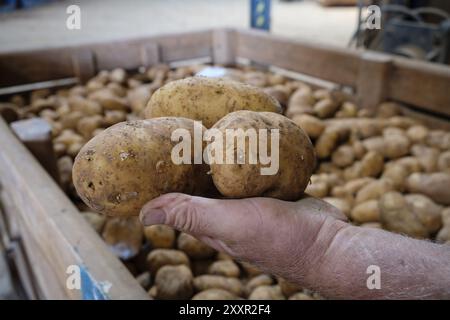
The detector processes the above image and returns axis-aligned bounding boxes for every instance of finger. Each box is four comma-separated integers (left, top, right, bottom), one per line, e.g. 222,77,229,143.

298,194,348,221
139,193,262,241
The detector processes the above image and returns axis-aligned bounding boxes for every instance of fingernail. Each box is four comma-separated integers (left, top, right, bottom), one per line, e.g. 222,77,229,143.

140,208,166,226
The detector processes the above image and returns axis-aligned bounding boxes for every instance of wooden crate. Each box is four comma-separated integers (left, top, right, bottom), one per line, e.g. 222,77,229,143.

0,28,449,299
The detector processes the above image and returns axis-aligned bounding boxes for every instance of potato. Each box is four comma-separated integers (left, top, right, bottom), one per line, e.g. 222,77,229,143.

69,96,102,115
109,68,127,84
243,71,267,87
406,173,450,205
103,110,127,127
438,151,450,173
216,252,233,261
350,200,380,223
323,197,351,217
263,86,289,108
193,275,243,296
313,98,339,118
426,130,450,150
60,111,84,129
317,162,343,177
286,86,315,117
248,285,285,300
155,265,193,300
344,151,384,180
376,102,403,118
135,272,151,290
277,277,301,298
348,135,364,159
53,142,66,157
209,111,315,200
392,156,422,174
384,134,411,159
148,285,158,298
144,77,281,128
362,136,385,155
359,222,382,229
76,115,103,139
73,119,211,216
146,249,190,275
404,194,442,233
67,142,84,158
291,114,325,139
127,85,153,115
379,192,428,238
58,155,73,188
353,118,384,138
240,262,262,277
81,211,106,233
245,274,273,296
411,144,439,172
331,145,355,168
406,125,428,143
192,289,240,300
89,88,128,111
381,163,409,191
331,177,374,199
289,292,314,300
208,260,240,278
305,179,329,198
355,178,394,204
177,233,215,259
316,125,350,159
144,225,176,249
335,101,357,118
387,116,418,129
101,217,143,260
437,208,450,243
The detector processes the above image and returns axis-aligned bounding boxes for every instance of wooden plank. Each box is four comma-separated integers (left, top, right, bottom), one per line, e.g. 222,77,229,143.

71,48,96,83
356,51,392,113
0,48,75,87
0,30,213,87
140,43,161,68
10,118,60,184
235,29,360,87
0,118,148,300
156,29,212,63
398,105,450,131
388,57,450,117
212,28,236,66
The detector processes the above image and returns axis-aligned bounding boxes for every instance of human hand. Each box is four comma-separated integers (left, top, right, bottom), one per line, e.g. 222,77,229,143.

140,193,450,299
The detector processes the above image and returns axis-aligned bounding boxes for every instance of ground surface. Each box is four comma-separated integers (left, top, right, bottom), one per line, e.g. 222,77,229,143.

0,0,357,53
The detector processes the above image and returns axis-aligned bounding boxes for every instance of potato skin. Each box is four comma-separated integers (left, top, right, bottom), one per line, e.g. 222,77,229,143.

144,77,282,128
209,111,316,200
155,265,194,300
72,118,211,217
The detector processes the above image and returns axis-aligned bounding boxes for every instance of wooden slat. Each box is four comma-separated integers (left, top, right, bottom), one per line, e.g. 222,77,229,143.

388,57,450,117
156,29,212,63
0,48,75,87
0,30,213,87
212,28,236,66
235,29,360,87
0,118,148,300
356,51,392,112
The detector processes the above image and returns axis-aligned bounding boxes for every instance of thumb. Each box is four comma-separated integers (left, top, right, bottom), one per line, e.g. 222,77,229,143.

139,193,259,241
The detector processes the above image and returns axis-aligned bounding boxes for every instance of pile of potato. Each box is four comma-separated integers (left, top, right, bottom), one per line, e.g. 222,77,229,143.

2,64,449,300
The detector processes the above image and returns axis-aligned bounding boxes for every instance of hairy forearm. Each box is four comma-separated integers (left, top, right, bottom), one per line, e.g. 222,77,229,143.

305,224,450,299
